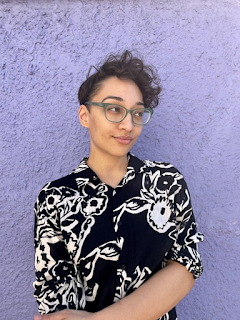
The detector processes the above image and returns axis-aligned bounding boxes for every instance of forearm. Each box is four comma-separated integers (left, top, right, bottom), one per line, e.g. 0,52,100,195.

35,261,195,320
95,261,195,320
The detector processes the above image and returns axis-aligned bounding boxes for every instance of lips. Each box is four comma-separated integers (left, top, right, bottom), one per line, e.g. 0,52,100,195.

114,136,134,145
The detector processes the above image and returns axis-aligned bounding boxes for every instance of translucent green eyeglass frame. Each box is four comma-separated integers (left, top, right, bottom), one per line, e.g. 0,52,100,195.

85,101,153,125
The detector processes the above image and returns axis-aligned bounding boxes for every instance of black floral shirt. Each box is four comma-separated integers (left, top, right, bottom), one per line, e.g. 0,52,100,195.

33,154,204,319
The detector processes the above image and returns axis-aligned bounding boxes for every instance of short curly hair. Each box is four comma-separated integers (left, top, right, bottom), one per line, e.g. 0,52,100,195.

78,50,161,109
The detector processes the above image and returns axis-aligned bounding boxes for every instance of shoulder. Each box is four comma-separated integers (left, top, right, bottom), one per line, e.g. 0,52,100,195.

130,154,189,195
35,168,81,210
37,157,89,195
40,172,77,193
34,172,82,225
131,153,184,179
143,159,183,176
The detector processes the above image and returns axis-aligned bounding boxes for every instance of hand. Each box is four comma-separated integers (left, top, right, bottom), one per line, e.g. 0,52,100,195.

34,309,93,320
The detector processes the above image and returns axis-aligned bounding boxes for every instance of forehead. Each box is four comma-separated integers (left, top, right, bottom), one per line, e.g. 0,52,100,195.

92,76,143,103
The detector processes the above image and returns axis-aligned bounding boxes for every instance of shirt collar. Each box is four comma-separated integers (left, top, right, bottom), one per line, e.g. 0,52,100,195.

72,153,146,189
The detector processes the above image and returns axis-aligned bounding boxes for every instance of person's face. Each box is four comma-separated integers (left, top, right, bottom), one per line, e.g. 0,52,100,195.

78,76,144,159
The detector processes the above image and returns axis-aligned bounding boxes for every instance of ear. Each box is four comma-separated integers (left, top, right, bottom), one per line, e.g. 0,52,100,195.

78,104,90,128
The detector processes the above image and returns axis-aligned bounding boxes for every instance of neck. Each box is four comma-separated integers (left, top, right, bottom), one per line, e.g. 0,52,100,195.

87,151,129,188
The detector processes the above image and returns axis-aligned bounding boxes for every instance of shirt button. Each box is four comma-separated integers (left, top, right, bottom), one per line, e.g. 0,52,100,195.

118,221,122,227
120,265,125,270
93,176,97,180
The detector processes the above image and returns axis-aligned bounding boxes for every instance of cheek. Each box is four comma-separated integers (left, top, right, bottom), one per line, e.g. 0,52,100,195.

89,121,111,140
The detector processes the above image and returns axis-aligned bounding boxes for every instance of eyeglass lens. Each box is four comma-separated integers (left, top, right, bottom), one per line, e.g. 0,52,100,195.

105,105,151,124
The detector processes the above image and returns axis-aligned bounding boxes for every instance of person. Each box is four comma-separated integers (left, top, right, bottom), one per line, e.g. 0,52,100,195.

33,50,204,320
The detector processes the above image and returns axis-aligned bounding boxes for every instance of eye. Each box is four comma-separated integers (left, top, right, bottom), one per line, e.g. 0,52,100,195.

134,110,144,118
106,105,122,113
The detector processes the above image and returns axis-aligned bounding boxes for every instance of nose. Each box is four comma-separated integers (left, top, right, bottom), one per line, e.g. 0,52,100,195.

119,112,134,131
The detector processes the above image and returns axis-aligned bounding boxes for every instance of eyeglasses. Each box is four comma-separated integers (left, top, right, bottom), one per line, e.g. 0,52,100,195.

85,102,153,125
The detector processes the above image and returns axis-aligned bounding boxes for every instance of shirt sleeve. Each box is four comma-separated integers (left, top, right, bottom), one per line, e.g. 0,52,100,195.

33,184,83,314
165,170,204,279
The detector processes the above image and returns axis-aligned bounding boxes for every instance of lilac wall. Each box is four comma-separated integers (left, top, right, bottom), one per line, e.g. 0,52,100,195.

1,0,240,319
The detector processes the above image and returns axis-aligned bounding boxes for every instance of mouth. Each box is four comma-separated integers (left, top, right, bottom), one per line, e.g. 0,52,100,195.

113,136,134,145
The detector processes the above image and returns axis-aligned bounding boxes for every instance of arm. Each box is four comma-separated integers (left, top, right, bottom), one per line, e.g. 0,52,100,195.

96,260,194,320
35,261,194,320
34,184,82,314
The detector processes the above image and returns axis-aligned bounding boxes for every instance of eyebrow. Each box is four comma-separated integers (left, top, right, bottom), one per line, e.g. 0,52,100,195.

101,96,144,106
101,96,123,102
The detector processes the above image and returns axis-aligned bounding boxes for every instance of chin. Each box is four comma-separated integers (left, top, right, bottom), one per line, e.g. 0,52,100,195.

109,147,133,158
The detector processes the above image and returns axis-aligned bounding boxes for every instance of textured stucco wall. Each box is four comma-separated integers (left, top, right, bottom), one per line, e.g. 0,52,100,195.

1,0,240,319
